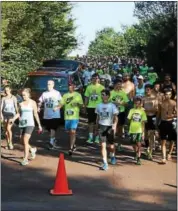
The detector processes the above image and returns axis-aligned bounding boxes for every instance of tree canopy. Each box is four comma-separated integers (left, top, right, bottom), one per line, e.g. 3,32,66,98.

2,2,78,88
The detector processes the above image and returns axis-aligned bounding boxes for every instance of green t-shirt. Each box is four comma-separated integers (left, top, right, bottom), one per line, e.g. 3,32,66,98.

60,92,83,120
140,66,148,76
96,69,103,75
127,108,147,134
85,84,105,108
148,72,158,85
109,89,129,112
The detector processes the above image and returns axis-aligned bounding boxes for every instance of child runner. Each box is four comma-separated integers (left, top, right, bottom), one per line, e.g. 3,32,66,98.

95,89,119,171
127,97,147,165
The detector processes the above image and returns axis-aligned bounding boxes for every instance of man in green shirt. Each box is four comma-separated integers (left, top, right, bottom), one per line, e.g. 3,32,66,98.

54,82,83,156
84,73,105,144
127,97,147,165
139,63,149,77
148,67,158,85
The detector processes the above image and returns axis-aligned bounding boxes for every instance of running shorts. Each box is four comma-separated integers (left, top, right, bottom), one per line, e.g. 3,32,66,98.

130,133,142,144
145,115,156,130
20,126,35,136
43,118,60,131
87,108,97,124
159,120,177,141
65,120,79,130
99,125,115,144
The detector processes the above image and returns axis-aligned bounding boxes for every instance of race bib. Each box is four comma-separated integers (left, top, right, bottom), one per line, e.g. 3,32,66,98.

132,113,141,122
100,112,109,120
46,103,53,108
90,94,98,101
4,105,13,112
66,109,74,116
19,119,27,127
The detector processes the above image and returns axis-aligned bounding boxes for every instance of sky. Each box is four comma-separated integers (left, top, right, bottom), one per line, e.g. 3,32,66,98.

69,2,138,56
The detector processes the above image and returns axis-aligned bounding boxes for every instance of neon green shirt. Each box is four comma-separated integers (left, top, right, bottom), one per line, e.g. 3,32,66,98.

96,69,103,75
60,92,83,120
148,72,158,85
127,108,147,134
85,84,105,108
140,66,149,76
109,89,129,112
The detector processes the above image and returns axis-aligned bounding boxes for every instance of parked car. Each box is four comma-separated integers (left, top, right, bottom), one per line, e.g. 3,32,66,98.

18,60,85,124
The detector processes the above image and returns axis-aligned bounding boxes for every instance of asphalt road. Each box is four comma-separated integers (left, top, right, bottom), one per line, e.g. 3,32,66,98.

1,118,177,210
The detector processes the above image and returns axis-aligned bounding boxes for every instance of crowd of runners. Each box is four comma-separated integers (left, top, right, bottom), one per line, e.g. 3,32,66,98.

1,55,177,170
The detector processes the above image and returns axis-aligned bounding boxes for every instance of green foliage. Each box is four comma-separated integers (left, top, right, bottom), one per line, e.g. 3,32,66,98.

2,2,78,88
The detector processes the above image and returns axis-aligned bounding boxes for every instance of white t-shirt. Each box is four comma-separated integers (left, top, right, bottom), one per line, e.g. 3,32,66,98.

39,89,62,119
95,102,119,126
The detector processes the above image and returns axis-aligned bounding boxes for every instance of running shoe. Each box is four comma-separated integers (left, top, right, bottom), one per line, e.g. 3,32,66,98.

68,149,73,156
136,158,141,165
5,143,14,150
29,147,37,160
86,138,93,144
161,158,166,164
94,136,100,144
100,163,108,171
110,157,116,165
21,159,29,166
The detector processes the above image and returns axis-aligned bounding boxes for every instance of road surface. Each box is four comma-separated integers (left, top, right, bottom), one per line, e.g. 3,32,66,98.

1,118,177,210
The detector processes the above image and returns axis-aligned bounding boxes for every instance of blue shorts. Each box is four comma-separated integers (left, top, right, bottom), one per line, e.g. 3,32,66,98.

65,120,79,130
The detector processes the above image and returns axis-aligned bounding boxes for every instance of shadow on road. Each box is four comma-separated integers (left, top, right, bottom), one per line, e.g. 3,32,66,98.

1,160,177,211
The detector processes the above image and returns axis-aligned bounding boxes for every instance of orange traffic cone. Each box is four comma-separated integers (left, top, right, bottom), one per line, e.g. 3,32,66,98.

50,153,73,196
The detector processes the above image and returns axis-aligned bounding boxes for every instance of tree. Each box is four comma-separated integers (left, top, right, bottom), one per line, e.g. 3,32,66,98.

2,2,78,87
88,28,127,57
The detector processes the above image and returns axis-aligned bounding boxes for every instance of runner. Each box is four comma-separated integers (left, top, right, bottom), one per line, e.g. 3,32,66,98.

127,97,147,165
84,73,105,144
156,89,177,164
142,84,159,160
135,75,145,97
110,79,129,151
95,89,119,170
10,88,42,165
54,82,83,156
38,80,62,148
1,86,18,149
152,81,164,105
161,74,176,100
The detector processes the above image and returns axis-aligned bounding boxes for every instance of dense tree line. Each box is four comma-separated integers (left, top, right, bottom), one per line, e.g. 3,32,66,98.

2,2,78,88
88,2,177,79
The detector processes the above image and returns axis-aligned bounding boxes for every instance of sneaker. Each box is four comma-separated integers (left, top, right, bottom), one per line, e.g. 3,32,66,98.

72,145,77,152
136,158,141,165
148,152,153,161
94,136,100,144
29,147,37,160
110,157,116,165
5,143,14,150
68,149,73,156
21,159,29,166
100,163,108,171
86,138,93,144
161,158,166,164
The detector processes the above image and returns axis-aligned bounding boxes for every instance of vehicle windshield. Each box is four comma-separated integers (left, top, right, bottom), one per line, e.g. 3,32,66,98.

42,60,79,72
25,76,68,92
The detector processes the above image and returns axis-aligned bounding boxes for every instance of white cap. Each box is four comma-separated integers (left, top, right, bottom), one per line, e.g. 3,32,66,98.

138,75,144,80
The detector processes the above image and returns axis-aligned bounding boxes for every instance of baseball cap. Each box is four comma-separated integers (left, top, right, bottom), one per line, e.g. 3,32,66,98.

138,75,144,80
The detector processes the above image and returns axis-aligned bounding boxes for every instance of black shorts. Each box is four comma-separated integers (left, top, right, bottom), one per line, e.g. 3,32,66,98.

99,125,115,145
159,120,177,141
20,126,35,136
87,108,97,124
43,118,60,131
118,112,126,126
145,115,156,130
